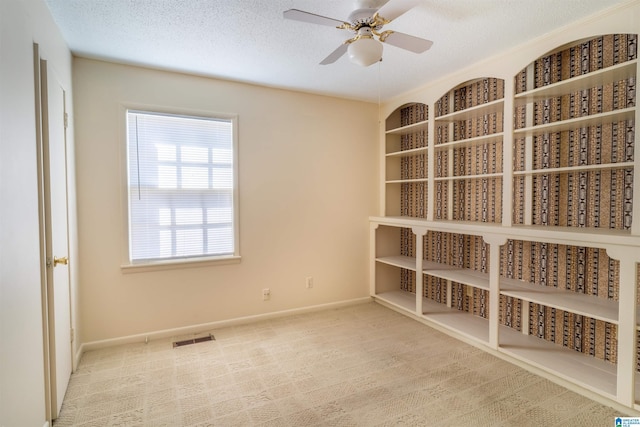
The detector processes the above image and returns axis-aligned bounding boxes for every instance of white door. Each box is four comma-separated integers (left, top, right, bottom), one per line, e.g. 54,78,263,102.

39,57,72,420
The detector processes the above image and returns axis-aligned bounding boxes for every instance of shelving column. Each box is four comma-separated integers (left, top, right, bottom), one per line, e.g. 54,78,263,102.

446,94,455,221
369,222,379,296
379,114,386,216
414,226,428,316
427,104,435,222
484,234,507,349
502,78,514,228
607,247,639,406
522,62,535,226
514,63,535,337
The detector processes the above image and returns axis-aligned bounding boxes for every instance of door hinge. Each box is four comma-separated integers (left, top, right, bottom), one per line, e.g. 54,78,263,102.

46,257,53,268
64,112,69,129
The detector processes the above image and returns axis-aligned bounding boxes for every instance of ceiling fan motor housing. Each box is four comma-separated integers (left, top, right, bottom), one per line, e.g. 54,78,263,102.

347,8,383,32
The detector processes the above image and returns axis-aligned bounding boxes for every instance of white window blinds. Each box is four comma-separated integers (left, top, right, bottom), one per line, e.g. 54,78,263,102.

126,110,236,263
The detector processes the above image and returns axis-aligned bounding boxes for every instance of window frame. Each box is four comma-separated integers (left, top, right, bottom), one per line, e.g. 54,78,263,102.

120,104,240,272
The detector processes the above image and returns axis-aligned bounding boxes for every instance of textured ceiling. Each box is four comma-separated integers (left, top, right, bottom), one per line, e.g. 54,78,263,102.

45,0,631,102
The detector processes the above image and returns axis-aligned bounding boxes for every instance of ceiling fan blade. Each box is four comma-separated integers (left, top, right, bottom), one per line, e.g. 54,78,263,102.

379,31,433,53
283,9,349,28
320,43,349,65
375,0,420,23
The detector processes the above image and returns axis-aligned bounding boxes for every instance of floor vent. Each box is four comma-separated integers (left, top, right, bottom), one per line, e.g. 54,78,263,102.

172,334,215,348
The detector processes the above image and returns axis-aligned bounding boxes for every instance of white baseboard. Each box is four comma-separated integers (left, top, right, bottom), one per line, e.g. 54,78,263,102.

74,344,84,372
79,297,371,354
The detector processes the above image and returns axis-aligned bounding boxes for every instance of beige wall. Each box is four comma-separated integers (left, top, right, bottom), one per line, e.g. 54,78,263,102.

73,58,378,344
0,0,76,425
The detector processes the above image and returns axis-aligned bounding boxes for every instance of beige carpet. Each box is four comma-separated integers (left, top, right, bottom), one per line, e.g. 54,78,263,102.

54,302,628,426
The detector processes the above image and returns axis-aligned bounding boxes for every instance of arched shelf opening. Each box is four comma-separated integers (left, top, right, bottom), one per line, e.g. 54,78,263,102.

383,102,429,218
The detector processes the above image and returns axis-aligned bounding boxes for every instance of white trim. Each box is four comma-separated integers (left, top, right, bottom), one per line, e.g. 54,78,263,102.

80,297,371,352
118,102,241,266
74,343,84,372
120,255,241,273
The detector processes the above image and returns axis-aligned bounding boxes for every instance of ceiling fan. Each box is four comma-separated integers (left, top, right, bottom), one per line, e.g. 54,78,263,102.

283,0,433,67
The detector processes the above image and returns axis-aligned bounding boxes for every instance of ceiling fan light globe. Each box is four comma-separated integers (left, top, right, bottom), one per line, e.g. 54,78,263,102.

347,37,383,66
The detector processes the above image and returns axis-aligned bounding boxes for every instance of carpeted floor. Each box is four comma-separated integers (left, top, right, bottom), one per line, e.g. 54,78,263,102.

54,302,628,426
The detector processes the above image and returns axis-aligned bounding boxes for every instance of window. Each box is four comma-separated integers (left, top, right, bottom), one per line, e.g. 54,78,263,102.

126,110,238,264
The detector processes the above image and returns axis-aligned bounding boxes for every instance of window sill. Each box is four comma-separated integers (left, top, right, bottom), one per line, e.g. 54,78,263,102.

121,255,241,274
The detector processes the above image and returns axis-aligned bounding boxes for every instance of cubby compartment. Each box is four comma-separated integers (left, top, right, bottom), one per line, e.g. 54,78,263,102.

419,231,491,344
499,300,619,398
373,225,417,312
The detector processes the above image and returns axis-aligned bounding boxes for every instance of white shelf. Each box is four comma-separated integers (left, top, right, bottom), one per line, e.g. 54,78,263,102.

386,178,429,184
434,132,504,151
499,325,617,398
434,172,503,181
500,277,618,324
422,260,458,270
424,265,490,291
435,99,504,122
374,290,490,345
513,107,635,138
386,119,429,135
421,298,490,345
514,60,637,105
376,255,416,271
513,161,634,176
386,145,429,158
374,290,416,313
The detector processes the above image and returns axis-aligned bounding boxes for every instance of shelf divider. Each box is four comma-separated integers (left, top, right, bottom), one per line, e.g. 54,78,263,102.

513,161,634,176
435,99,504,122
386,119,429,135
500,277,618,324
513,107,635,138
514,60,637,105
434,132,503,151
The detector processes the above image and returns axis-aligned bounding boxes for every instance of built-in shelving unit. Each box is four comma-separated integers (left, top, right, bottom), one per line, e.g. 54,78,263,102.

371,33,640,412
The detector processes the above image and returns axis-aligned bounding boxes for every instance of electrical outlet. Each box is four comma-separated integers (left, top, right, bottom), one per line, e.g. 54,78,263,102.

263,288,271,301
306,277,314,289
